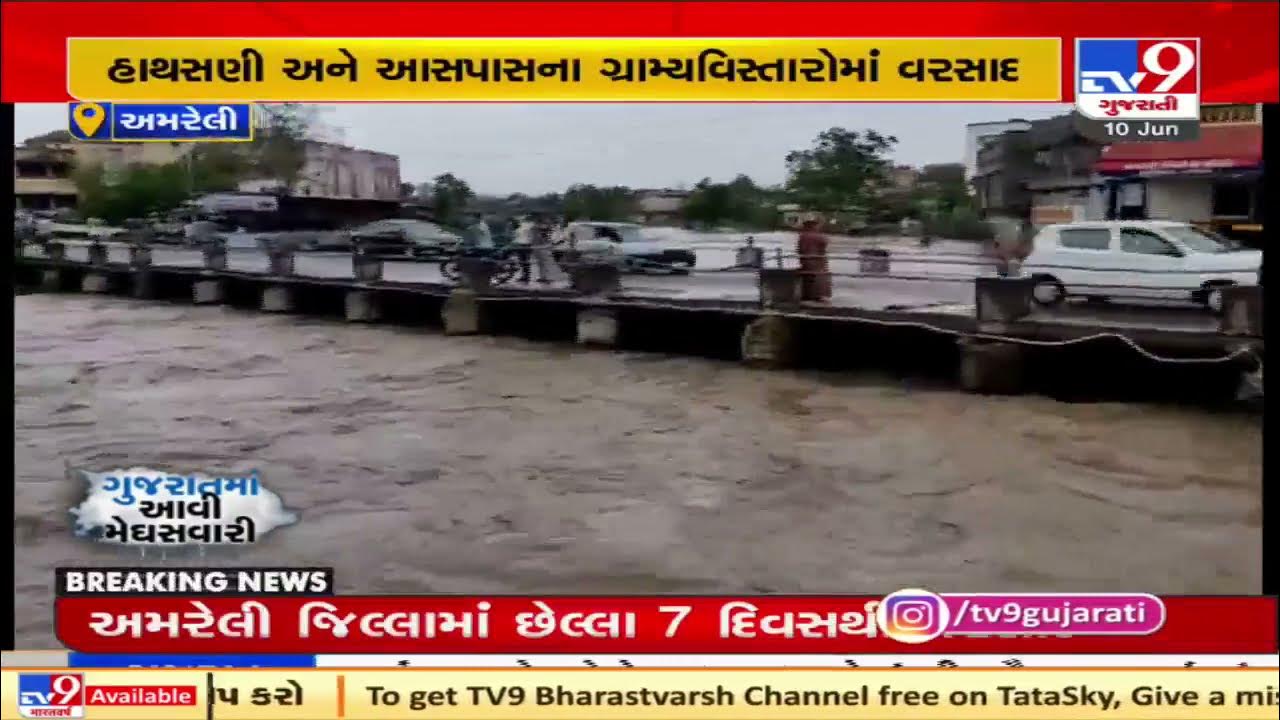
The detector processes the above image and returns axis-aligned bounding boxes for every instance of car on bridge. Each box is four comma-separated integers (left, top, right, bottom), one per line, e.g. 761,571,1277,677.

1020,220,1262,313
348,219,463,260
563,221,697,274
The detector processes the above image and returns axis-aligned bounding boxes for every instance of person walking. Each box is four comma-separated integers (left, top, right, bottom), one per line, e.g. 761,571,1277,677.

511,215,535,283
530,215,557,284
797,219,832,302
465,213,494,252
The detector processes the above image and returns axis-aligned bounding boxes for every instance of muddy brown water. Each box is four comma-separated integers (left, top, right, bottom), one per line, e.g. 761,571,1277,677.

13,294,1262,647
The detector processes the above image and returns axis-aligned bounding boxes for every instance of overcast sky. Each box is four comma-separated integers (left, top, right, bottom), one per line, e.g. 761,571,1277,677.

15,103,1068,195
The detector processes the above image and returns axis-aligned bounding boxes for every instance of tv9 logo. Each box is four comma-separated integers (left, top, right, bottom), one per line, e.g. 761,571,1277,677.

876,588,951,644
1076,39,1200,121
17,673,86,718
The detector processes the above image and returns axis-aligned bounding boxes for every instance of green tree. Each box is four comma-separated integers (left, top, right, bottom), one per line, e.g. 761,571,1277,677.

425,172,475,226
74,161,192,224
251,103,317,193
784,128,897,214
562,184,635,221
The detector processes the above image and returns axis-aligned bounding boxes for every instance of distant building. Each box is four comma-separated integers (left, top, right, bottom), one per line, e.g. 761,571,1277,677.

238,140,401,201
1093,103,1263,242
963,119,1031,182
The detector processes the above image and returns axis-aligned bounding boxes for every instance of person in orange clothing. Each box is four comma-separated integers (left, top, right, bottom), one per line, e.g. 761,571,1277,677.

796,219,832,302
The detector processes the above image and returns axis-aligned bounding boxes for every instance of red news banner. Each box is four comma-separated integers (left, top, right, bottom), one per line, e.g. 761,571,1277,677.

55,595,1278,655
1,1,1278,103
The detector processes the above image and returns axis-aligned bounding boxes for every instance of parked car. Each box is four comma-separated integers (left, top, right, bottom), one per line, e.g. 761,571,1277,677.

1020,221,1262,313
348,219,462,260
564,221,696,274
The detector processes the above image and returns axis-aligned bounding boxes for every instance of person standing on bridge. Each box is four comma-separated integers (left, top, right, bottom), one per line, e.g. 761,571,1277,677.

465,213,494,252
530,215,557,284
797,219,832,302
511,215,535,283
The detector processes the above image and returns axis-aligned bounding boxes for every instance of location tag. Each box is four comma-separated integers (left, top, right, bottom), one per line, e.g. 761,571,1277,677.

72,102,107,138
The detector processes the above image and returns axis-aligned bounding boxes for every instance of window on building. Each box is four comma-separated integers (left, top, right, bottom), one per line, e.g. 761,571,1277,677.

1212,183,1252,218
1120,228,1179,256
1059,228,1111,250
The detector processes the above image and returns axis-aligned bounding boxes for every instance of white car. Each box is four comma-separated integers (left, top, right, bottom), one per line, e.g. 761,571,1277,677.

1020,221,1261,312
565,221,697,274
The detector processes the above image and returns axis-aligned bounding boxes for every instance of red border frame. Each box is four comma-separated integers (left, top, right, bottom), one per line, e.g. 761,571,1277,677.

2,2,1277,103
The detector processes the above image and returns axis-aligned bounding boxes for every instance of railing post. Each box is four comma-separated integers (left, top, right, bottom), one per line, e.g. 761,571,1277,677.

268,248,295,277
202,241,227,271
1219,285,1264,337
568,261,621,296
735,244,764,269
974,276,1035,328
352,250,384,283
757,267,802,308
454,257,499,292
87,240,109,266
128,243,152,269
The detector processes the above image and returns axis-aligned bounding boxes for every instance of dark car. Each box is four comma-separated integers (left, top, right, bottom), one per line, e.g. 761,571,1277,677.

349,219,462,260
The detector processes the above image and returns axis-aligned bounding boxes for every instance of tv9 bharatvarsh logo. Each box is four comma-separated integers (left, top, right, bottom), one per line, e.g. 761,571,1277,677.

69,468,297,549
875,588,950,644
18,674,85,718
1075,38,1200,120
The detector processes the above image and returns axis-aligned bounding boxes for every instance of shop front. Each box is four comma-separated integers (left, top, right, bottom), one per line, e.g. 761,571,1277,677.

1094,116,1263,244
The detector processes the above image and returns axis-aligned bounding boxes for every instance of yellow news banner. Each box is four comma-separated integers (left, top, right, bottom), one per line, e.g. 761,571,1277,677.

3,669,1278,720
66,38,1061,102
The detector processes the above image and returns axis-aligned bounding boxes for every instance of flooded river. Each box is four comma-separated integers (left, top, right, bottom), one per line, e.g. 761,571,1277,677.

13,294,1262,647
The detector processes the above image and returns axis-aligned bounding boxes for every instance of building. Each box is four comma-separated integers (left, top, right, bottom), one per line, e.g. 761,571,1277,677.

1093,103,1264,242
238,140,401,201
963,119,1031,182
970,127,1036,221
15,131,192,210
1023,114,1107,226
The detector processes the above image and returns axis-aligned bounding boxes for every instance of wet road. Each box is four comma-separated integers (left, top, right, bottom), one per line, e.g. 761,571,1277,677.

13,294,1262,647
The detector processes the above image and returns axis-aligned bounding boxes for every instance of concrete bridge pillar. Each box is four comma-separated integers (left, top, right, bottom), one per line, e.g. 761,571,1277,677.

268,249,295,277
757,268,802,308
958,338,1025,395
131,271,156,300
345,290,380,322
569,262,622,296
81,272,112,294
87,241,109,267
577,308,619,346
193,279,224,305
352,252,384,283
442,289,486,335
44,242,66,262
261,284,294,313
741,314,795,368
202,243,227,271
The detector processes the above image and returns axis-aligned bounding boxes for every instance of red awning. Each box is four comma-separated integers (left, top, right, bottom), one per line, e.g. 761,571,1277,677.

1095,123,1263,174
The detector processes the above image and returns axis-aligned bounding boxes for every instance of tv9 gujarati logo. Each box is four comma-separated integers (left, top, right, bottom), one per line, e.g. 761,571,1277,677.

876,588,950,644
1075,38,1200,121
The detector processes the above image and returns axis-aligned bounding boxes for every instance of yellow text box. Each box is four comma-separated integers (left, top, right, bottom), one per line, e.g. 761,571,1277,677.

5,668,1274,720
67,37,1062,102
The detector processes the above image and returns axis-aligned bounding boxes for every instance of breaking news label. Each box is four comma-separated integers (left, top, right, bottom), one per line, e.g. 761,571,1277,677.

67,102,254,142
1073,38,1202,144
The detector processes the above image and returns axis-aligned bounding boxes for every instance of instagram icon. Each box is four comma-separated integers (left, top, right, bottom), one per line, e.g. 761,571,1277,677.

876,588,951,644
